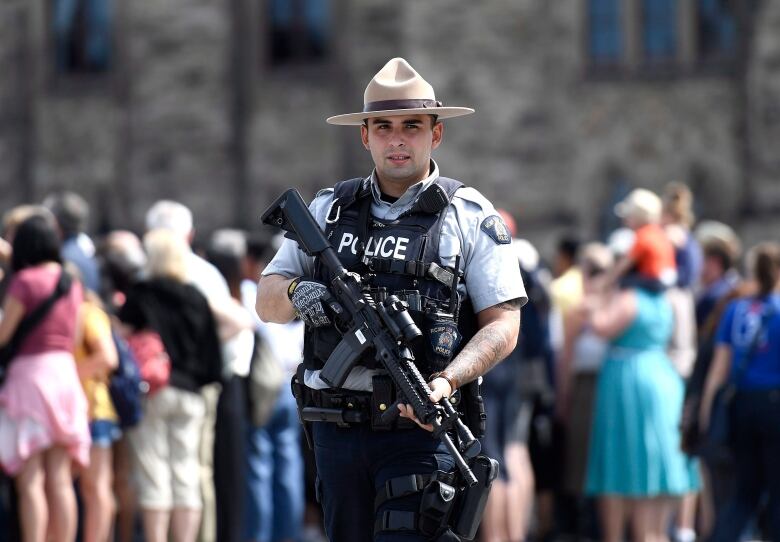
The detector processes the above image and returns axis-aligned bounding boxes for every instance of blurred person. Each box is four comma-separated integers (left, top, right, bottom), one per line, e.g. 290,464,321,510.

661,184,702,542
694,223,742,330
96,230,146,542
584,240,699,542
118,229,222,542
680,227,744,536
0,206,56,290
0,215,89,542
480,238,545,542
44,191,101,293
608,188,677,292
145,200,251,542
240,232,306,542
556,243,613,540
699,242,780,542
661,183,699,378
550,235,583,317
661,183,702,293
74,288,120,542
206,230,255,542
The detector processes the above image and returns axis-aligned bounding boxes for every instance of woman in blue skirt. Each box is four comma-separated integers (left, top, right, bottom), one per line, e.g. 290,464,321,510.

584,284,699,542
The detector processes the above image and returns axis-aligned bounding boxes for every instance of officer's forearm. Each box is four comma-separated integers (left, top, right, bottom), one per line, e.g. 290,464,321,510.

440,299,522,389
255,273,297,324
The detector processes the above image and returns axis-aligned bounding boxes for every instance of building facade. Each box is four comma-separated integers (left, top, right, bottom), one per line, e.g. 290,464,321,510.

0,0,778,253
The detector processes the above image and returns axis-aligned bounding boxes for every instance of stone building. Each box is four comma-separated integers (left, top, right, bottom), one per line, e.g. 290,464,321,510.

0,0,778,254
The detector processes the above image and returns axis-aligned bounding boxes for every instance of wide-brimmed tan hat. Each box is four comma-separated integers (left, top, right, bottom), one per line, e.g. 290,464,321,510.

326,57,474,126
614,188,662,223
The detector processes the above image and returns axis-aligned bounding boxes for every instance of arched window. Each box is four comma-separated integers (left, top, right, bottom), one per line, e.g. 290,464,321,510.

642,0,677,62
53,0,113,74
588,0,622,66
269,0,329,66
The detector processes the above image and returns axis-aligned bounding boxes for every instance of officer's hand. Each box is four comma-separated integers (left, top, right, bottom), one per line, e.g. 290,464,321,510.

287,277,333,327
397,378,453,432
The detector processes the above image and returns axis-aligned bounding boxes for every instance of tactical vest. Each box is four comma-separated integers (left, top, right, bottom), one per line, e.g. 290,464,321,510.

304,176,478,377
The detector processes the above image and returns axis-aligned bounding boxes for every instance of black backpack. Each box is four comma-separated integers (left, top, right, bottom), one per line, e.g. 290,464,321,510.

108,330,144,428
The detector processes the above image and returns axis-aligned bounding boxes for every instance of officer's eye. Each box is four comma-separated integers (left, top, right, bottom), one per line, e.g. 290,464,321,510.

404,123,420,130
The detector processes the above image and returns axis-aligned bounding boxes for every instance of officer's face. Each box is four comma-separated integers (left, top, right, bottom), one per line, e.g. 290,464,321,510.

361,115,443,192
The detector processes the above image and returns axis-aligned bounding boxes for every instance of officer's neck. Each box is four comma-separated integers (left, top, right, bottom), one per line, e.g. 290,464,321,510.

374,176,419,199
374,163,433,199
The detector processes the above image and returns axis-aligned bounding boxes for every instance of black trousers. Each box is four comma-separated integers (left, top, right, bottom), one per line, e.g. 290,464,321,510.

708,388,780,542
214,375,248,542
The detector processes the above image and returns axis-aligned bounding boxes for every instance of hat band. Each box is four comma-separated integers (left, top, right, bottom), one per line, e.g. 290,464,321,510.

363,99,443,112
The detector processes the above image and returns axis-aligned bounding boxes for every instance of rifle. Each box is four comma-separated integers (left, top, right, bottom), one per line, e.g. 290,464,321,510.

261,188,481,485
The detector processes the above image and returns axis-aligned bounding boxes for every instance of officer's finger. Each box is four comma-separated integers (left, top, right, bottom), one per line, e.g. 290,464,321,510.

398,404,433,432
428,377,452,403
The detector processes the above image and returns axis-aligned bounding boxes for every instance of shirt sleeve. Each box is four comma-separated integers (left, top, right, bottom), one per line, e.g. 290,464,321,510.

449,188,527,313
261,191,334,279
715,301,737,347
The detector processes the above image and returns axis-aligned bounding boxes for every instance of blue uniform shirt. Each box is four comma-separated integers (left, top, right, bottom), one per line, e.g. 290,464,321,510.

262,160,527,391
716,293,780,390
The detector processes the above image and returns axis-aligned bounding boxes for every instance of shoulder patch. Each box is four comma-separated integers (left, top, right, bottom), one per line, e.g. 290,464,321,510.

480,215,512,245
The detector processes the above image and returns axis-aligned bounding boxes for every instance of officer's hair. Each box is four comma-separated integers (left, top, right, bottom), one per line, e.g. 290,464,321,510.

145,200,193,239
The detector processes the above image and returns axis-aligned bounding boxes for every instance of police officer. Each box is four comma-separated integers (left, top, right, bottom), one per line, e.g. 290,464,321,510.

256,57,526,541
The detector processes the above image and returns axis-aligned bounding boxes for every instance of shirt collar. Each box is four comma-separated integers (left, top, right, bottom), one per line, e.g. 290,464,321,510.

365,160,440,210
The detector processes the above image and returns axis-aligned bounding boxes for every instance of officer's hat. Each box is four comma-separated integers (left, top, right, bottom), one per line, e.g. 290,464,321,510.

326,58,474,126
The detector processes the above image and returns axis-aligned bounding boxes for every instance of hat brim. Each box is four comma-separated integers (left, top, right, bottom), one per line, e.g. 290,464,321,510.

326,107,475,126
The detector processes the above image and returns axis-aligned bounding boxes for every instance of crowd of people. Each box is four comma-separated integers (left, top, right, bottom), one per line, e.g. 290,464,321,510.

0,181,776,542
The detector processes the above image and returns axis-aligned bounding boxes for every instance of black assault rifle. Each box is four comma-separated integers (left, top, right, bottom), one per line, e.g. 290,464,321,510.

261,189,481,485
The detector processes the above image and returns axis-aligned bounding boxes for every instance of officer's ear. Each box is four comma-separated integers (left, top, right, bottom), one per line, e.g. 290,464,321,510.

361,121,370,150
431,119,443,150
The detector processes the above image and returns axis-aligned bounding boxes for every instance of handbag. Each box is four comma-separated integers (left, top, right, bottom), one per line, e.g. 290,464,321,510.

108,330,144,428
0,270,72,381
247,331,284,427
698,303,774,463
126,330,171,395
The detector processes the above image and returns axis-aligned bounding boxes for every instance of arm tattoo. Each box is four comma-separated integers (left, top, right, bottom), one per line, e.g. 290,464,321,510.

443,301,521,387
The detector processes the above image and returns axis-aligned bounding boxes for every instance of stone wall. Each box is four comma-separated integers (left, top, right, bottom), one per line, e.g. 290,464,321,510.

0,0,776,254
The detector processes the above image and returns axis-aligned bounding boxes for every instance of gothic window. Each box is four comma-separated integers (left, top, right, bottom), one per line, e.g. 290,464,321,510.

641,0,677,62
269,0,329,66
53,0,114,74
588,0,622,66
697,0,736,62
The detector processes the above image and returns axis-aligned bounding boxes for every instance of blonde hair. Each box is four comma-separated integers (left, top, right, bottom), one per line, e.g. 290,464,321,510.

662,182,695,227
143,228,189,282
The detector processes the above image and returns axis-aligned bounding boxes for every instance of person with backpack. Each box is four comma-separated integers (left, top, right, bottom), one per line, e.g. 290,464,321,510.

700,242,780,541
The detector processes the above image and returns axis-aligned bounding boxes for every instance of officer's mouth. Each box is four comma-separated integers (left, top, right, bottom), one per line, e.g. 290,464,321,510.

387,153,411,165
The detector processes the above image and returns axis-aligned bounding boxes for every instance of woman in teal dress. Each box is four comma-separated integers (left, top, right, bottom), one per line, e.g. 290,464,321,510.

584,286,699,542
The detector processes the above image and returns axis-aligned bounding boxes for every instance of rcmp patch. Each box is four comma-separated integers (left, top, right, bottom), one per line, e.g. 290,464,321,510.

430,322,461,359
480,215,512,245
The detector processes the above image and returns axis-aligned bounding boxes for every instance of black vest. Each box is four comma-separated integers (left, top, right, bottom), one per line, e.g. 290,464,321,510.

304,176,478,377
